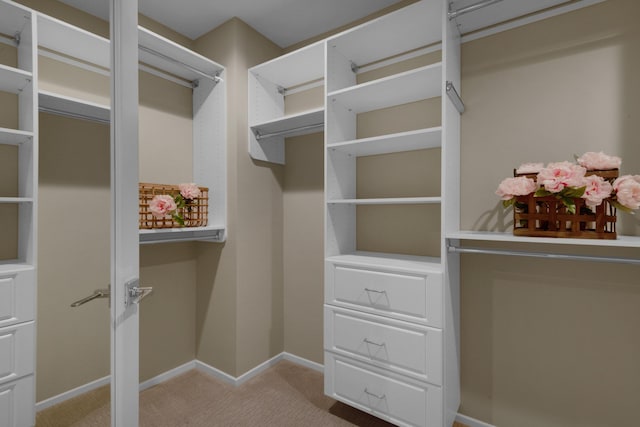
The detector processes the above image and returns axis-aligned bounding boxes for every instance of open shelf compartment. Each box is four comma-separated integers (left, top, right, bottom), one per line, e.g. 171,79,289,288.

0,64,32,94
327,127,442,157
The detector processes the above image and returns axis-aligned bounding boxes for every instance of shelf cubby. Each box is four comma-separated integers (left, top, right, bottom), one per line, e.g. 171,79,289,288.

0,64,32,94
327,127,441,157
250,107,323,141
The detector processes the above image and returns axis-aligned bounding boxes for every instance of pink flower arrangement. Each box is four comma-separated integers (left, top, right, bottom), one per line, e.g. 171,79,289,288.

149,182,203,225
497,152,639,215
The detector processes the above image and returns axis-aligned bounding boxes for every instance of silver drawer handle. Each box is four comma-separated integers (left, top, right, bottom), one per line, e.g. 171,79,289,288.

363,338,385,347
364,388,386,400
364,288,386,294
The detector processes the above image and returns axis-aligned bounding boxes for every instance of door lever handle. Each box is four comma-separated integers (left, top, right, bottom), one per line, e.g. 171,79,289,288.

71,288,110,307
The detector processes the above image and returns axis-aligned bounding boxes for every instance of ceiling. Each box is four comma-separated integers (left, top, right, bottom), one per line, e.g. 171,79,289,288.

56,0,402,48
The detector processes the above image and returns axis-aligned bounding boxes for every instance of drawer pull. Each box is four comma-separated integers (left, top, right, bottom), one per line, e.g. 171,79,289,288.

364,288,386,294
364,388,386,400
363,338,385,347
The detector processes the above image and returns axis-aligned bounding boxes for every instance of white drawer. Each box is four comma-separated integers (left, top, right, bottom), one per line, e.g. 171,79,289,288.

325,306,442,385
325,262,442,327
0,322,35,386
0,375,35,427
0,269,36,329
325,353,442,427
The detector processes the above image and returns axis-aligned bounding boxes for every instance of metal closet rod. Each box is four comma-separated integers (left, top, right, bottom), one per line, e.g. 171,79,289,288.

448,245,640,265
39,106,110,124
255,123,324,141
138,45,222,84
449,0,504,20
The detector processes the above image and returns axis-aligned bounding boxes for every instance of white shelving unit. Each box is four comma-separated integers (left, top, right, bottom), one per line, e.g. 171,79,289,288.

35,13,227,244
447,230,640,248
248,40,325,164
0,2,38,426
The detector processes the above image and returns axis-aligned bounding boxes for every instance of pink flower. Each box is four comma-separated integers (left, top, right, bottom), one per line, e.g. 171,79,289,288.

537,161,586,193
577,151,621,170
581,175,613,210
149,194,177,218
179,183,201,200
515,162,544,175
613,175,640,210
495,176,537,200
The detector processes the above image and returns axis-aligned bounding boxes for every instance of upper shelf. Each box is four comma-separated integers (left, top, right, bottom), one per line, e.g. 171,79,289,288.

447,231,640,248
327,127,442,157
0,64,32,94
37,14,224,83
0,1,32,39
250,108,324,140
39,90,110,123
328,63,441,113
249,40,324,89
328,0,443,67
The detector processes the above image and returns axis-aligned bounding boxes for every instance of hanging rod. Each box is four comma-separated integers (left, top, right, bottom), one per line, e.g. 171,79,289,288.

449,0,504,20
255,123,324,141
448,245,640,266
138,45,222,84
39,106,110,125
446,81,465,114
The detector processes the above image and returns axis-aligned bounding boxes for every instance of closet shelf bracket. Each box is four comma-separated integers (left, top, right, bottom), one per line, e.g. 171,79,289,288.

448,0,504,20
446,80,465,114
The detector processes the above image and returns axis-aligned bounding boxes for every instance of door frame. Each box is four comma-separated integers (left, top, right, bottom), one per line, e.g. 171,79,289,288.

110,0,140,425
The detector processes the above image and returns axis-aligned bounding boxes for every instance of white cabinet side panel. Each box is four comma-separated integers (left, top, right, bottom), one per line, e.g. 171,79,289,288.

248,71,285,163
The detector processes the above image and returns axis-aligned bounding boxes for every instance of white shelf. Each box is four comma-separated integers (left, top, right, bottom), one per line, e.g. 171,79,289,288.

138,26,224,82
327,197,441,205
326,251,441,274
0,261,34,275
0,2,31,39
328,0,442,67
249,40,324,89
0,127,33,145
0,64,32,94
328,63,442,113
39,90,110,123
327,127,441,157
139,226,225,244
0,197,33,203
37,13,110,69
250,107,324,140
447,231,640,248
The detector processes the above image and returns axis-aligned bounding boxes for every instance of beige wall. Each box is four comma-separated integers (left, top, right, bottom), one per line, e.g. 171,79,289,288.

458,1,640,425
193,18,284,376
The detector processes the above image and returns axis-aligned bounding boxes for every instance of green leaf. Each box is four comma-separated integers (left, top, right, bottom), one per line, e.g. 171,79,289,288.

563,186,586,198
534,188,552,197
611,200,635,214
502,199,516,208
172,214,185,226
561,197,576,214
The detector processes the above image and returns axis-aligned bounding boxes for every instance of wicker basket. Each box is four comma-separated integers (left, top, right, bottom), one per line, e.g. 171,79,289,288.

139,183,208,229
512,169,618,239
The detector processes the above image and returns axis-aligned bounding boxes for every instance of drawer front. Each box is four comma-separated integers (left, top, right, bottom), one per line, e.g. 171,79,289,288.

0,323,35,385
325,306,442,385
326,263,442,327
0,270,36,329
0,375,35,427
325,353,442,427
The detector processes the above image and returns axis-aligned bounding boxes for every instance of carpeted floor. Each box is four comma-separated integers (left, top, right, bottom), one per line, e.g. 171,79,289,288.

37,360,467,426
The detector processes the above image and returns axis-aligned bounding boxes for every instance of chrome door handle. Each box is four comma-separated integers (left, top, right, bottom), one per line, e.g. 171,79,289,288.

71,288,110,307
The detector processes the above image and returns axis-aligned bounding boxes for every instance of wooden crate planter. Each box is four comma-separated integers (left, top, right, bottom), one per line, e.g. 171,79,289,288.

512,169,618,239
139,183,208,229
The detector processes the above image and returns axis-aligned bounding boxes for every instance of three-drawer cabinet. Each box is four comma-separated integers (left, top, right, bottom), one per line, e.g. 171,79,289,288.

324,255,445,427
0,268,36,427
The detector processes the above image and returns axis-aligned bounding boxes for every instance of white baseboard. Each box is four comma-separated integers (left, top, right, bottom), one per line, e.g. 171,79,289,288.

36,352,323,411
456,413,496,427
282,352,324,373
139,360,196,391
36,375,110,412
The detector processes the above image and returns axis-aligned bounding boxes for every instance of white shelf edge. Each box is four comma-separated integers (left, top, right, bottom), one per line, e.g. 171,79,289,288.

0,197,34,203
0,261,34,274
39,90,110,123
139,226,225,244
327,197,441,205
326,251,442,273
0,127,33,145
249,40,325,89
327,127,442,157
447,231,640,248
0,64,33,94
0,1,32,38
327,63,442,113
250,107,324,129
